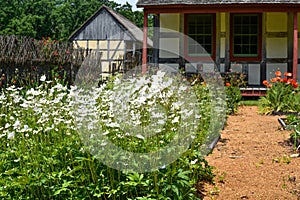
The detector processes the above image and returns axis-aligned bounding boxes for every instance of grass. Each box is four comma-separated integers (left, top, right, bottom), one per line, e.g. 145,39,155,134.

239,97,260,106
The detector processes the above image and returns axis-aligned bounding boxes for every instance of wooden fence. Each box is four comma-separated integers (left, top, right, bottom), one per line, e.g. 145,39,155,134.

0,35,85,87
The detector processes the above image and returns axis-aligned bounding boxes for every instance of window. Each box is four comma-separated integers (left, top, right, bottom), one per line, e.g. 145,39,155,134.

231,14,261,60
186,14,215,58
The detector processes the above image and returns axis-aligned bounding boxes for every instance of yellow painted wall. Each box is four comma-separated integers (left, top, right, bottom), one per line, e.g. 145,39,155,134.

74,40,124,50
220,13,226,33
160,14,180,31
298,13,300,29
219,13,226,58
75,40,87,48
266,13,288,59
266,12,287,32
73,40,125,73
159,14,180,58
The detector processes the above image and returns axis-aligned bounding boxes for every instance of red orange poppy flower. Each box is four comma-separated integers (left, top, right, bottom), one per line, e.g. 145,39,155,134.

287,78,293,84
270,78,278,83
281,78,288,83
262,80,268,86
284,72,292,77
275,71,282,77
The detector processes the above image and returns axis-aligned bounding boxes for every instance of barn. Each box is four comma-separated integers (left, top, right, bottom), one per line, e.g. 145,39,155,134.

69,5,150,78
137,0,300,96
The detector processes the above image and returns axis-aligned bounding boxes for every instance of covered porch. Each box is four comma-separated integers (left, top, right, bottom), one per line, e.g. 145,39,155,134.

137,1,300,96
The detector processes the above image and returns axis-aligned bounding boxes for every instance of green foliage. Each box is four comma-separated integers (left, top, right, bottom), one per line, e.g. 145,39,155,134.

0,0,144,40
0,75,218,199
225,86,242,115
223,73,244,115
286,115,300,125
286,116,300,151
258,71,300,115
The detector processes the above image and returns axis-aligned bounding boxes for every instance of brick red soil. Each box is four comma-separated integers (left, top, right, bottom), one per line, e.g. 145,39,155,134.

203,106,300,200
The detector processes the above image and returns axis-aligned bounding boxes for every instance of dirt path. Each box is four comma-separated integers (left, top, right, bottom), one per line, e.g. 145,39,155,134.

204,106,300,200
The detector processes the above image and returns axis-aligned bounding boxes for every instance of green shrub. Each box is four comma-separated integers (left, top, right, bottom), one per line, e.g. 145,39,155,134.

225,85,242,115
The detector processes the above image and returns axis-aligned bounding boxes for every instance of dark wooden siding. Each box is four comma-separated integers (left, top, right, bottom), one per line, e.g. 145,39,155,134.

72,9,133,41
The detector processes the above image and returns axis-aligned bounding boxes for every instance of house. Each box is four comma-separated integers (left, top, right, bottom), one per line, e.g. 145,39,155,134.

137,0,300,96
69,5,151,78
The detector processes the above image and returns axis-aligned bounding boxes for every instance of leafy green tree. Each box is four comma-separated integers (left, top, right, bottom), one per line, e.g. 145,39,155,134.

0,0,144,40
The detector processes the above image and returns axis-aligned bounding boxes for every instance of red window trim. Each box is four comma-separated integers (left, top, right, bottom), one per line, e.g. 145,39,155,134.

184,13,216,61
230,13,262,62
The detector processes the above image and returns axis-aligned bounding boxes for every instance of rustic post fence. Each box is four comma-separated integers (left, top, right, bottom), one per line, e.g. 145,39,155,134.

0,35,85,88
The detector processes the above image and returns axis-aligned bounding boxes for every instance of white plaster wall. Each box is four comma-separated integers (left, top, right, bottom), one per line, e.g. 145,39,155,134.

159,63,179,72
248,64,261,85
219,64,225,73
266,38,287,58
185,63,197,73
159,38,180,58
185,63,215,73
220,38,226,58
266,63,287,81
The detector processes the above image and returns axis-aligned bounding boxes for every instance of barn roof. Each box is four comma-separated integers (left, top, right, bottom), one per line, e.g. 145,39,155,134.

69,5,145,43
137,0,300,6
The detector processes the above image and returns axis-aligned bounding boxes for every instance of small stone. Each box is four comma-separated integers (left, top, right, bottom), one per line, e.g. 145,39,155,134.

290,154,299,158
229,155,242,159
289,176,296,182
240,195,249,199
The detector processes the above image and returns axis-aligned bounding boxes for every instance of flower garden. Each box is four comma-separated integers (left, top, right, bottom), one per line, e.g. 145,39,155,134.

0,36,299,199
0,68,230,199
259,70,300,153
259,70,300,115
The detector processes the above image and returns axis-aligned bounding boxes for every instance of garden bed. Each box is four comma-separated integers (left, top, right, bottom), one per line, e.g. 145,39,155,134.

273,111,300,116
278,117,300,130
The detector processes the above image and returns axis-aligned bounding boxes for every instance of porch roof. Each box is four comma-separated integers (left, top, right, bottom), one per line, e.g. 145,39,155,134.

137,0,300,6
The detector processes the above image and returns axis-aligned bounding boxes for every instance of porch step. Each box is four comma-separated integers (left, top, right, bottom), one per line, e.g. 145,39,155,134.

240,87,267,97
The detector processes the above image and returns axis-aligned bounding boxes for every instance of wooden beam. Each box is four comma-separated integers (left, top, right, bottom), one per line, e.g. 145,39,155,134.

261,13,267,84
265,32,288,37
225,13,230,71
159,32,180,38
142,12,148,74
153,14,160,68
288,13,294,73
143,4,300,14
293,12,298,80
215,13,221,70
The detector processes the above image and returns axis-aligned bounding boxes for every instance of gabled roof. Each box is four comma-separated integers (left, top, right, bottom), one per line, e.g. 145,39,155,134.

69,5,145,43
137,0,300,6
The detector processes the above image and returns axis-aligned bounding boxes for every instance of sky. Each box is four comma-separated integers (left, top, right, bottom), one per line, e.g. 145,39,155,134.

113,0,142,11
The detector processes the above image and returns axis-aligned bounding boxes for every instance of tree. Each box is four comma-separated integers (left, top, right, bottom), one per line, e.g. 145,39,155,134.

0,0,144,40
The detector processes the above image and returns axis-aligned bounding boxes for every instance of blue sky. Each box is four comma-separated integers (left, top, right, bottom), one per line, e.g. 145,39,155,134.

113,0,141,11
